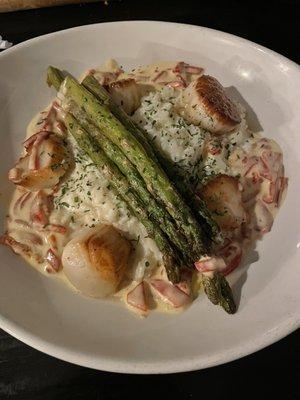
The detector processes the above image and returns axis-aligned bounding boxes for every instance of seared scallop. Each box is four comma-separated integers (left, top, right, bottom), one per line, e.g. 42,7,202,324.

8,132,69,191
62,225,132,298
108,78,143,114
175,75,241,134
201,174,246,230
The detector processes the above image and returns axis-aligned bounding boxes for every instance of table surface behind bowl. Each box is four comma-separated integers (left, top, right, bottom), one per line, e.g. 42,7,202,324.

0,1,299,399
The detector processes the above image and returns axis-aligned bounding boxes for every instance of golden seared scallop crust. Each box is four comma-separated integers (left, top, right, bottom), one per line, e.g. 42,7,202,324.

108,78,142,114
86,225,132,287
62,225,132,298
175,75,241,134
201,174,246,230
194,75,241,129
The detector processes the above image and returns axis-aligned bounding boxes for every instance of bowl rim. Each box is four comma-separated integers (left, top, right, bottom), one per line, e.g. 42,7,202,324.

0,20,299,374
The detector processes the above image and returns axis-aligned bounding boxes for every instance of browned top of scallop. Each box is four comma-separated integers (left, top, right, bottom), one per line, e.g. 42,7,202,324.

195,75,241,127
109,78,136,89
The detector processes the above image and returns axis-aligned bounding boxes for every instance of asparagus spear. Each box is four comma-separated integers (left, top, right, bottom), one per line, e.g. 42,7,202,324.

64,111,181,283
202,273,236,314
47,66,65,91
218,273,237,314
81,74,221,245
61,75,206,256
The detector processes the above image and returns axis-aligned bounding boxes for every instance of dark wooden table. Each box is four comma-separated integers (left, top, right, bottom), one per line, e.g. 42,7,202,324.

0,1,299,398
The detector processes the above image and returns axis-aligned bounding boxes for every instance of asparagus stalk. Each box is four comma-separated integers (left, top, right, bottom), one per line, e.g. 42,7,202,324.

81,74,220,245
202,273,236,314
218,273,237,314
47,66,65,91
64,111,181,283
61,75,206,256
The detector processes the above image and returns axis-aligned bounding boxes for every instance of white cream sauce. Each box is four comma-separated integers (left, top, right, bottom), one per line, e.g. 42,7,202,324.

88,59,203,92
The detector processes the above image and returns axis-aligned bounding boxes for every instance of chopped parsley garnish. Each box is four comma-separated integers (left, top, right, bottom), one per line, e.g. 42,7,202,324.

61,186,68,195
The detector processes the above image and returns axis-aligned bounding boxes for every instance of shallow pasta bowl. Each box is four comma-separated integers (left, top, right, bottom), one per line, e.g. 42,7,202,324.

0,21,299,373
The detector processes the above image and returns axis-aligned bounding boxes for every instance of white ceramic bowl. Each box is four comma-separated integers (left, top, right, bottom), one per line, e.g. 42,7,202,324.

0,21,299,373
